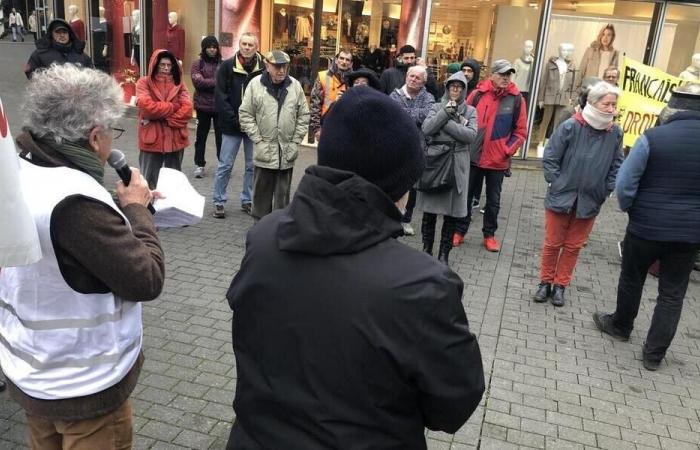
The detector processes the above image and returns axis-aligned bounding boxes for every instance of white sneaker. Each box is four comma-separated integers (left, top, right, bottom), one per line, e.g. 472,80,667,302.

194,166,204,178
402,222,415,236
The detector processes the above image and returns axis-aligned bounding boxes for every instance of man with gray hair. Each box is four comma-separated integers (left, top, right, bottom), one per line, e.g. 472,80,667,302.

390,64,435,235
0,64,164,448
594,83,700,371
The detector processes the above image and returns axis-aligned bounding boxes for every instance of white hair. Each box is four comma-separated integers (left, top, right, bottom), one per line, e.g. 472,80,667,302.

587,81,620,105
22,64,124,143
407,65,427,81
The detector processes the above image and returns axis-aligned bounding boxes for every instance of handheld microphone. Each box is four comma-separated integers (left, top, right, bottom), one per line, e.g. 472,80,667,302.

107,149,156,214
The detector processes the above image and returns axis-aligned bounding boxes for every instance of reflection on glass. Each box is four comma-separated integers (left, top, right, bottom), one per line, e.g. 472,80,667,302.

659,4,700,81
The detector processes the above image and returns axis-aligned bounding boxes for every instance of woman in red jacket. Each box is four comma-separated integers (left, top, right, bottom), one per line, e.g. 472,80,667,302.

136,49,193,188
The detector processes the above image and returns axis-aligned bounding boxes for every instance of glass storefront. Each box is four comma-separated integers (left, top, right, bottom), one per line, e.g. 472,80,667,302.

657,2,700,81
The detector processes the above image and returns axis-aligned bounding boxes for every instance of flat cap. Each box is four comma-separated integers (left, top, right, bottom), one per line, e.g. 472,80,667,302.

265,50,291,64
491,59,516,75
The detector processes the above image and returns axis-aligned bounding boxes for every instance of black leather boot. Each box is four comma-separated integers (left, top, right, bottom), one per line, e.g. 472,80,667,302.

421,214,436,256
437,217,455,265
533,282,551,303
551,284,565,307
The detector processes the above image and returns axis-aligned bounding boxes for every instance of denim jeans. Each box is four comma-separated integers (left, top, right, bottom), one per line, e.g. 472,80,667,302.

612,231,700,362
212,133,253,206
455,166,505,237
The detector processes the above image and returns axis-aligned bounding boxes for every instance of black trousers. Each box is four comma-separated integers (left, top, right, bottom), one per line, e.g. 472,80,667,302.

193,110,222,167
401,188,417,223
252,166,293,220
455,166,505,237
612,231,700,362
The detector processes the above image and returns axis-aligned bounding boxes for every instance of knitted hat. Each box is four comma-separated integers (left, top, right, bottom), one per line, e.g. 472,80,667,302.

446,63,461,74
317,86,425,201
200,35,219,52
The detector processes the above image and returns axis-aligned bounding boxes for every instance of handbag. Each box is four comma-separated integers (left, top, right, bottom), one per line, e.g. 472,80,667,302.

416,141,455,193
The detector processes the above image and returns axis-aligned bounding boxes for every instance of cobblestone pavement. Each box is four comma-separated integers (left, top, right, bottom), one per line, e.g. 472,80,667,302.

2,42,700,449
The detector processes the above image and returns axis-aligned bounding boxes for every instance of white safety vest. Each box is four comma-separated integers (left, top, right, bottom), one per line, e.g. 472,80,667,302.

0,159,142,400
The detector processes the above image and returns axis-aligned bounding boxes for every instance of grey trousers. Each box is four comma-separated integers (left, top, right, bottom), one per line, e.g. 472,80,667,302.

139,150,184,189
252,166,293,220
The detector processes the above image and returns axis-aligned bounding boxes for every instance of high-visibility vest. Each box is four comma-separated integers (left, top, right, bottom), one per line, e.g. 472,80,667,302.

318,70,345,116
0,159,142,400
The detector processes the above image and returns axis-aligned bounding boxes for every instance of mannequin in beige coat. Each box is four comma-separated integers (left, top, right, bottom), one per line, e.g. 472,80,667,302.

579,24,619,86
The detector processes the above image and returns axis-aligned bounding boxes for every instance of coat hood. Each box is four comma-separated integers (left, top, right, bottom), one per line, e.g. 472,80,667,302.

443,71,469,103
147,49,182,85
461,59,481,91
199,35,221,62
276,166,403,256
36,19,85,52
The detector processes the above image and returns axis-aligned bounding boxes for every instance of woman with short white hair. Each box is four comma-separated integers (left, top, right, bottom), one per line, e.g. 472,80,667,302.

534,81,624,306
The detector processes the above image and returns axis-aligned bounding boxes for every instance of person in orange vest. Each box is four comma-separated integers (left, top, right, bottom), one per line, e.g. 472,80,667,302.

309,48,353,141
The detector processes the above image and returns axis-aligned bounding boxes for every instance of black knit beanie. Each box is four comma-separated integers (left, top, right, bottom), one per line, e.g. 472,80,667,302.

317,86,425,202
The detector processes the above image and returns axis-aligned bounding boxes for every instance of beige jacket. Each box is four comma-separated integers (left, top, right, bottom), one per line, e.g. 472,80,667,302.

239,73,310,170
579,41,619,84
538,57,578,106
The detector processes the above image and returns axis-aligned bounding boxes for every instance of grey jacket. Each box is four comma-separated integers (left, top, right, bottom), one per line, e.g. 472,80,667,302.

239,73,310,170
543,115,623,219
537,57,577,106
418,72,478,217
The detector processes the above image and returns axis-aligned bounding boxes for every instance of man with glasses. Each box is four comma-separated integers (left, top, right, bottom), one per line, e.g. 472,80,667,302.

25,18,93,78
455,59,527,252
309,49,353,142
239,50,309,220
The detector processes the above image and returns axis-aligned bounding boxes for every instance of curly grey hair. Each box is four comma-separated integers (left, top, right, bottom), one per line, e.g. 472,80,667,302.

586,81,621,106
22,64,124,143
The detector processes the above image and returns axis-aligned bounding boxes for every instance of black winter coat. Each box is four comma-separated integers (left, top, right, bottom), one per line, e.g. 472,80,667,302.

215,52,264,135
25,19,93,79
226,165,484,450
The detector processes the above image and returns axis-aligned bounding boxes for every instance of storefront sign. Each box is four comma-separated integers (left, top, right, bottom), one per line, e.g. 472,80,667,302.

618,56,683,147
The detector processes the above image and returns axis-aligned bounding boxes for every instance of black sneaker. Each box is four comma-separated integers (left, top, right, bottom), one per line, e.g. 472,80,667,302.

642,356,661,371
550,284,565,307
533,282,551,303
0,378,5,392
241,203,252,215
592,312,630,341
213,204,226,219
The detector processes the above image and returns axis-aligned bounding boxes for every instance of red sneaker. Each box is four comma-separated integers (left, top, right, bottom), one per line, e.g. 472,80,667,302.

452,232,464,247
483,236,500,252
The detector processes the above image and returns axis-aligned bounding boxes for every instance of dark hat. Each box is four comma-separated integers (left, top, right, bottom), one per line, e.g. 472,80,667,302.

201,35,219,51
491,59,516,75
446,63,461,74
344,68,381,91
265,50,291,64
48,19,72,34
317,86,425,202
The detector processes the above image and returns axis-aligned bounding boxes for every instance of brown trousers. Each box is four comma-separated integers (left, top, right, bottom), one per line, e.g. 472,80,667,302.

26,399,133,450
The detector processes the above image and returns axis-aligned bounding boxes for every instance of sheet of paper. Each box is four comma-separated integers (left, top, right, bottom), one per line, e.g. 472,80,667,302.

153,168,205,228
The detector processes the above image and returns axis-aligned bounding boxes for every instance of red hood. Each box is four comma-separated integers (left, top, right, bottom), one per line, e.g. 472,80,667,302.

475,79,521,98
146,48,182,86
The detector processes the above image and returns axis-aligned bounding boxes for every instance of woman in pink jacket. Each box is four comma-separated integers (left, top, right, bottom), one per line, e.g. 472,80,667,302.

136,49,193,188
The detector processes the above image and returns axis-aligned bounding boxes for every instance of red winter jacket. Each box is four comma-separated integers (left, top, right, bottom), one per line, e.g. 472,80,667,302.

466,80,527,170
136,49,192,153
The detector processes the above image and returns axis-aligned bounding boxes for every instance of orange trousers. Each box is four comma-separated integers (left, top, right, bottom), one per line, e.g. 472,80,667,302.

539,209,596,287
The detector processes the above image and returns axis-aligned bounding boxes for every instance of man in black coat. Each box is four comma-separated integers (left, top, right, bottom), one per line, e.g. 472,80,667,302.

380,44,439,100
24,19,93,79
226,86,484,450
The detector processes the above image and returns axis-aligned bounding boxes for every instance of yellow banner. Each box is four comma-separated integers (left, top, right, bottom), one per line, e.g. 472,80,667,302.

618,56,684,147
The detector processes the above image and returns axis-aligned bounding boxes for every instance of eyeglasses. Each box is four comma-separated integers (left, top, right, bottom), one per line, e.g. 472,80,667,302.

111,127,125,139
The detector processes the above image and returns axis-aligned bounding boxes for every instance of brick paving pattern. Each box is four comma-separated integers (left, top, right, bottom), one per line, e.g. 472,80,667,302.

1,42,699,449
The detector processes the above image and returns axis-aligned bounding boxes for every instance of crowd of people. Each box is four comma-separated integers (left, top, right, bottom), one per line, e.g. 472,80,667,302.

3,19,700,450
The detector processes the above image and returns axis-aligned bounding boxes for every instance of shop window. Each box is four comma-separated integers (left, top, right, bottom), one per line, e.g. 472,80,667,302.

220,0,262,60
528,0,654,157
657,3,700,81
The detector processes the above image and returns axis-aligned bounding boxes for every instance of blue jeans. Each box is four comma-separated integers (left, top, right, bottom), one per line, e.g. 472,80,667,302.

213,133,253,206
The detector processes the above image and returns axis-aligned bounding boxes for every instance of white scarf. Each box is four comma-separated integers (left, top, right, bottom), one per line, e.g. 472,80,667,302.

582,103,615,130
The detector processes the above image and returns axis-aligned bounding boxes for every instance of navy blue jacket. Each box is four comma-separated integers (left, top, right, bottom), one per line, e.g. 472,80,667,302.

616,110,700,243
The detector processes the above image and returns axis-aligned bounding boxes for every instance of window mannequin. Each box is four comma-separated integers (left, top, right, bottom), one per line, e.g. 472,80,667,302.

67,4,85,42
274,7,289,41
342,13,352,39
536,43,577,146
513,40,534,102
130,9,140,68
92,6,110,73
679,53,700,81
166,12,185,63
